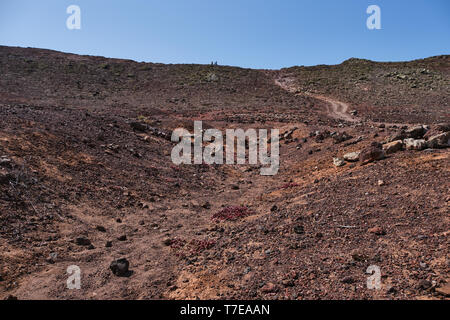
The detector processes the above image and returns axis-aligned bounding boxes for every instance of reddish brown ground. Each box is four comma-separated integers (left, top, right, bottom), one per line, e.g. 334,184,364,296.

0,46,448,300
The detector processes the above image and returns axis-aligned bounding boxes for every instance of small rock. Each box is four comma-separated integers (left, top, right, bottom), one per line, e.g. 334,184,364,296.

377,180,385,186
404,138,427,150
293,225,304,235
368,226,386,235
333,157,345,167
117,235,127,241
343,151,360,162
202,201,211,209
0,170,13,185
270,205,278,212
105,241,112,248
75,237,91,246
96,226,106,232
426,132,450,149
406,125,427,139
341,276,356,284
261,282,278,293
417,279,432,290
0,157,12,168
435,283,450,297
383,140,403,154
359,142,385,164
109,258,130,277
130,121,148,132
435,123,450,132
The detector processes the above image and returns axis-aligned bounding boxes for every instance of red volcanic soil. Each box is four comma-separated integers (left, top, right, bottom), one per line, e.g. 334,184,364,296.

0,46,449,300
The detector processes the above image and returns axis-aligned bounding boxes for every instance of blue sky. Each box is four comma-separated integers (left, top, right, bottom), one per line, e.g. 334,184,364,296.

0,0,449,69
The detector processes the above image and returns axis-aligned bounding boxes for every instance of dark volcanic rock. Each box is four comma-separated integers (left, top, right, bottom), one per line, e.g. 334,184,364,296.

75,237,91,246
110,258,130,277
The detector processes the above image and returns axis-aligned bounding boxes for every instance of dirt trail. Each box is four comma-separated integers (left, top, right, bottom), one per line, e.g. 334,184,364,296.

274,77,359,123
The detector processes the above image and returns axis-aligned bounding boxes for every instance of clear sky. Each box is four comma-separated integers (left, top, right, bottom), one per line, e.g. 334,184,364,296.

0,0,449,69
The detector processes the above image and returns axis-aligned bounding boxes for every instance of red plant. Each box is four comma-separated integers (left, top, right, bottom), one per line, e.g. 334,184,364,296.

212,206,254,221
169,238,216,257
280,182,299,189
169,238,186,250
189,239,216,253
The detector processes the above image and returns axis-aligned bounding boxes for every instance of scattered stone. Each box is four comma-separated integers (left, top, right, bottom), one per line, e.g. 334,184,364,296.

343,151,360,162
270,205,278,212
75,237,91,246
130,121,148,132
332,132,353,144
163,238,172,246
261,282,278,293
417,279,432,290
117,235,127,241
333,157,345,167
341,276,356,284
110,258,130,277
404,138,427,150
202,201,211,209
377,180,385,186
435,283,450,297
383,140,403,154
0,157,12,168
0,170,13,185
96,226,106,232
105,241,113,248
368,226,386,235
293,225,305,235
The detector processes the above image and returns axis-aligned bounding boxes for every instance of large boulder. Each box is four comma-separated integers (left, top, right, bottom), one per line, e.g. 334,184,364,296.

359,142,385,165
383,140,403,154
426,132,450,149
404,138,427,150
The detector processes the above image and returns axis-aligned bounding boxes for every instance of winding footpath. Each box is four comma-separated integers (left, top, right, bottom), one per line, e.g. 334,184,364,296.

274,77,360,123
